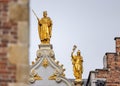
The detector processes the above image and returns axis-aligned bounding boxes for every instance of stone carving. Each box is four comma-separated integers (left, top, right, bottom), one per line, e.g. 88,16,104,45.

29,70,42,83
42,58,49,68
29,44,73,86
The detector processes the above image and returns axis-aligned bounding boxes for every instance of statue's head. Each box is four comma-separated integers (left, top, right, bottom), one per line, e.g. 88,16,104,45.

77,50,81,56
43,11,47,17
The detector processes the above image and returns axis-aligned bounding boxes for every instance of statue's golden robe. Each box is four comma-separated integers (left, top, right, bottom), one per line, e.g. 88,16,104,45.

38,12,52,44
71,48,83,82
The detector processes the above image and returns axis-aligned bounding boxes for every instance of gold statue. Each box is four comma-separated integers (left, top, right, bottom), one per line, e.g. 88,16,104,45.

71,45,83,82
32,10,52,44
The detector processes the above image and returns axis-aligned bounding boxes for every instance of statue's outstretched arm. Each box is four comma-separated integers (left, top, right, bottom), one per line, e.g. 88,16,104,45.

71,45,77,58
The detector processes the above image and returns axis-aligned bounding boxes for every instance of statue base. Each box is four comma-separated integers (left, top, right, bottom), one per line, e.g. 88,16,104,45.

39,44,53,49
29,44,73,86
74,80,83,86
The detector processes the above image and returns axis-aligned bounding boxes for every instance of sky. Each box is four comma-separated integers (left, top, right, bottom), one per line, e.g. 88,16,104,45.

30,0,120,79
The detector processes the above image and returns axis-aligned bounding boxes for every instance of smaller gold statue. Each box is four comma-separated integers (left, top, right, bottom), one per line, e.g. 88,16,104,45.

32,10,52,44
71,45,83,82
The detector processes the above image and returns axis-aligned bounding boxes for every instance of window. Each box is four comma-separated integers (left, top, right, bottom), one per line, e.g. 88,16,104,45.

95,80,106,86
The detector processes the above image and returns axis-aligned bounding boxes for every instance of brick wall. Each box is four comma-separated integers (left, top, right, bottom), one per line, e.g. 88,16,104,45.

115,37,120,55
95,37,120,86
0,0,29,86
0,0,17,86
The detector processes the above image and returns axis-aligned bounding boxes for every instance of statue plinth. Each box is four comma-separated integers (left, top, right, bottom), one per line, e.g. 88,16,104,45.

74,80,83,86
39,44,53,49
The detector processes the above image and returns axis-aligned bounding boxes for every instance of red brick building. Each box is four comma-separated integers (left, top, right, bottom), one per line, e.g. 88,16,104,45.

0,0,17,86
86,37,120,86
0,0,29,86
1,0,120,86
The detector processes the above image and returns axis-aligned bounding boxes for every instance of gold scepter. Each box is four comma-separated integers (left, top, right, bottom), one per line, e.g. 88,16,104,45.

32,9,40,23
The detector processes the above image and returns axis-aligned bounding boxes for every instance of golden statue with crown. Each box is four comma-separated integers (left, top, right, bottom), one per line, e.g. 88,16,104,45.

32,10,52,44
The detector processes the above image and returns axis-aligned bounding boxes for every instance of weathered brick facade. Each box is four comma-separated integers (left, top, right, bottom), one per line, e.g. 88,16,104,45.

0,0,29,86
0,0,17,86
86,37,120,86
95,38,120,86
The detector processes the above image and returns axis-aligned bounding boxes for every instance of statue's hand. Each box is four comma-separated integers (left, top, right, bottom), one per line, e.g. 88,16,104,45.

72,45,77,52
73,45,77,48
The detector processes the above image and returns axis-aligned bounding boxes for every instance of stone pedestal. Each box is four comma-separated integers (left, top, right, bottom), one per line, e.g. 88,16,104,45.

29,44,73,86
38,44,53,49
74,81,83,86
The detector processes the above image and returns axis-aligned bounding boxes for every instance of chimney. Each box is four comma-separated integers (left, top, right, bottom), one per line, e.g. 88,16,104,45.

114,37,120,55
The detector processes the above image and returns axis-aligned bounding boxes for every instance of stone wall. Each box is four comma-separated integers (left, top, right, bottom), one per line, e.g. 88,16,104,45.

0,0,29,86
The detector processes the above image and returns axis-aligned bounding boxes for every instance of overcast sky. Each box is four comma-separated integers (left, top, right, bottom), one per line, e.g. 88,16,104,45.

30,0,120,79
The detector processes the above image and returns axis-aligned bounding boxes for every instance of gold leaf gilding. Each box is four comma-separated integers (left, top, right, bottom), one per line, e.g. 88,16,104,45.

42,58,49,68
